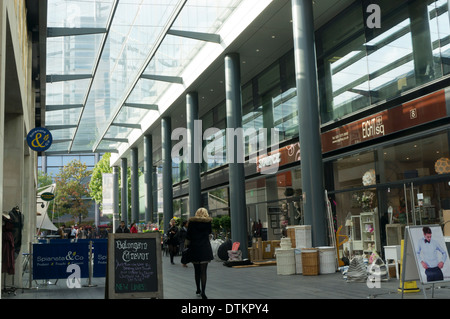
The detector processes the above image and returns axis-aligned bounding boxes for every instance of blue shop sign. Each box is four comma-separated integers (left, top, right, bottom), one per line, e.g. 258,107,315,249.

33,242,89,280
27,127,52,152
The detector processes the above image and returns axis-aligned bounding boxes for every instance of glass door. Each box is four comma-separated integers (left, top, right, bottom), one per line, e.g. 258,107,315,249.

382,179,450,246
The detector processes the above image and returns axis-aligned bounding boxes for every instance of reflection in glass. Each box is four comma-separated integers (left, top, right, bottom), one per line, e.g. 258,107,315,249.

317,0,450,124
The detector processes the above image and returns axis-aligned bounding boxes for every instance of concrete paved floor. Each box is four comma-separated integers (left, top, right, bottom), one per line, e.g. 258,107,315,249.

3,253,450,300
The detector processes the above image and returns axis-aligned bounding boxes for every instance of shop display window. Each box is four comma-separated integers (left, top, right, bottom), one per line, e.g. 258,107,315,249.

327,129,450,254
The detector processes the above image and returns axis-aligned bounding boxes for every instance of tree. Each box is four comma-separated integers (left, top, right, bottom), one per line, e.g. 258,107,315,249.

54,159,92,223
38,170,53,188
89,152,113,205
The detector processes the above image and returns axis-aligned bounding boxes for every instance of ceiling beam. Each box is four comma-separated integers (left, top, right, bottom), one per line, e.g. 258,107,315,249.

141,74,183,84
46,124,77,130
110,123,141,129
46,74,92,83
46,104,84,111
167,29,220,43
47,27,107,37
103,137,129,143
124,103,159,110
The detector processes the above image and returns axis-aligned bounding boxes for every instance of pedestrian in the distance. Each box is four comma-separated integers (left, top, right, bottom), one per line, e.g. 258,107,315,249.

130,222,138,233
186,208,213,299
167,218,179,264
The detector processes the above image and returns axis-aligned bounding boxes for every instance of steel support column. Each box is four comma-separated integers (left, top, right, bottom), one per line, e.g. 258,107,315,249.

224,53,248,259
291,0,327,247
186,92,202,216
120,157,128,226
131,147,139,224
161,117,173,233
144,135,154,223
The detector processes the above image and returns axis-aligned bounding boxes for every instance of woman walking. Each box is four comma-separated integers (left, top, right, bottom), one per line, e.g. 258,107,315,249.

185,208,213,299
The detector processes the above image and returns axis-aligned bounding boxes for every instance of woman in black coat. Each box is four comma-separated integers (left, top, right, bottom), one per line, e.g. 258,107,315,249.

185,208,213,299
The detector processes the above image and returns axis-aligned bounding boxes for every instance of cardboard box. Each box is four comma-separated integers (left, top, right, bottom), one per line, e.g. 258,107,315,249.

262,241,274,259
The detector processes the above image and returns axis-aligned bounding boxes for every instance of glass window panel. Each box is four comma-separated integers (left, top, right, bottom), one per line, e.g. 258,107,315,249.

272,87,298,141
47,156,63,166
47,34,103,75
47,0,114,28
381,131,449,182
46,109,82,126
80,156,95,166
333,150,376,190
115,105,149,125
366,18,414,103
46,80,91,105
172,0,241,33
429,0,450,75
316,2,368,124
47,128,76,141
63,155,80,165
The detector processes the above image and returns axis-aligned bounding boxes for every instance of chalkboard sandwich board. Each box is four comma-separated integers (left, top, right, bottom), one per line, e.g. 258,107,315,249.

106,233,163,299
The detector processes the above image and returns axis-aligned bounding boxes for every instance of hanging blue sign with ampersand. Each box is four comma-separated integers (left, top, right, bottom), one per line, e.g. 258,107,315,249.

27,127,52,152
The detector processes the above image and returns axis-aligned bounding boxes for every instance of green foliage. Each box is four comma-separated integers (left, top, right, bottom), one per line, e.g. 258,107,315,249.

211,215,231,239
212,216,221,231
54,159,92,223
38,170,53,188
89,153,112,204
220,215,231,230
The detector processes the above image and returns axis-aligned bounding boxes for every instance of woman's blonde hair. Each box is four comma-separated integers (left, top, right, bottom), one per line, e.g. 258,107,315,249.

195,207,209,218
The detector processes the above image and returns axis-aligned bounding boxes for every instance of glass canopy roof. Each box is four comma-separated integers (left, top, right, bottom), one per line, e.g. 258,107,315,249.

45,0,241,154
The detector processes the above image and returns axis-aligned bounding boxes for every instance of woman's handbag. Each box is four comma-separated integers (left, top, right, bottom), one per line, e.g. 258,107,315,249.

181,247,191,264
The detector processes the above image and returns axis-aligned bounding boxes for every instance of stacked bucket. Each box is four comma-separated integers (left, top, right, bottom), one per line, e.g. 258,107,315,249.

276,225,336,276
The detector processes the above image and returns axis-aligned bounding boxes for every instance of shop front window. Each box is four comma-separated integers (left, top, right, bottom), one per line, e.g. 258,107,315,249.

328,129,450,256
382,131,449,183
245,168,303,241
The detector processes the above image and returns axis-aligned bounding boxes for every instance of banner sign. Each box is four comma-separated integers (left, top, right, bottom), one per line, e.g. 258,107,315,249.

32,242,89,280
27,127,53,152
93,240,108,277
102,173,114,215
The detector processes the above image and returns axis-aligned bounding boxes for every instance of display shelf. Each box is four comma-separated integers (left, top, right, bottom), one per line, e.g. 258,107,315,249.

360,211,380,254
